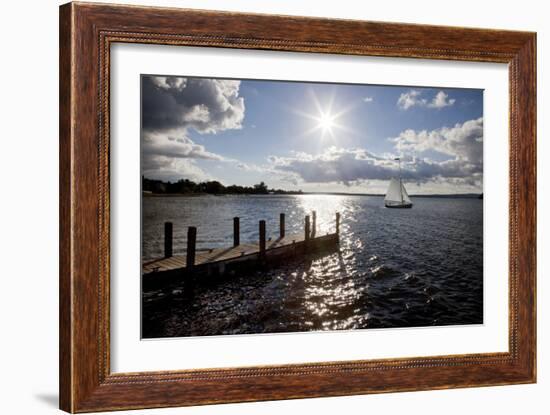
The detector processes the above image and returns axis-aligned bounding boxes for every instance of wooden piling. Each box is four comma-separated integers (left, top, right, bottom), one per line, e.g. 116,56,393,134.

259,220,266,259
144,212,342,282
186,226,197,269
164,222,173,258
233,217,240,247
312,211,317,238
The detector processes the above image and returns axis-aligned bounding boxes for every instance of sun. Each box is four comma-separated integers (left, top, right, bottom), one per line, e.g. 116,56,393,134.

318,112,335,134
293,88,356,140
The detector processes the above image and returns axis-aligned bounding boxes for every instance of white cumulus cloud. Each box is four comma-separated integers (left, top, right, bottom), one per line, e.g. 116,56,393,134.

397,89,455,110
142,132,224,161
427,91,456,109
390,117,483,164
397,89,426,110
142,157,214,183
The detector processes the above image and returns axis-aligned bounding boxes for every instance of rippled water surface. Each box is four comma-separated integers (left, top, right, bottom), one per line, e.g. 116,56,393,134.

142,194,483,338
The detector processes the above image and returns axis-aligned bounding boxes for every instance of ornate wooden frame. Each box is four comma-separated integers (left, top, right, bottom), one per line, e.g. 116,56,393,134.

59,2,536,412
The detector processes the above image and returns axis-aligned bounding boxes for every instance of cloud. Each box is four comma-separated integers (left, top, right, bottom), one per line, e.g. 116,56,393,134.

142,132,224,161
397,89,455,110
363,96,374,103
269,148,481,188
269,118,483,188
142,156,214,183
427,91,456,109
141,75,246,180
390,117,483,164
397,89,426,110
236,162,266,172
142,76,245,134
270,147,400,185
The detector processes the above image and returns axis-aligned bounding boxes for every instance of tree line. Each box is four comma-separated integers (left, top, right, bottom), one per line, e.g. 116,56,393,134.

142,177,303,195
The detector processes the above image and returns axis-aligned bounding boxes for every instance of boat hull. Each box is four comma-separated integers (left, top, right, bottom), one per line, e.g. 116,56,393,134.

385,203,413,209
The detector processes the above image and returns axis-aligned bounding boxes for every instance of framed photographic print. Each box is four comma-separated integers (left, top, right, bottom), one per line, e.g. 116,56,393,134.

59,2,536,412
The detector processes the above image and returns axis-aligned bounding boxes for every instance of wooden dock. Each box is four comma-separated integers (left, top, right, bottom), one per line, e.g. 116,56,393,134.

142,211,340,289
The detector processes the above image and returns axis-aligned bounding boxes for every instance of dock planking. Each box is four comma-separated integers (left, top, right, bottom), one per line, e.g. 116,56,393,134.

143,233,311,275
142,211,341,284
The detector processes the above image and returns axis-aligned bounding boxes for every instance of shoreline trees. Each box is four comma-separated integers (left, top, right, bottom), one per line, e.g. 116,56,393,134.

142,177,303,195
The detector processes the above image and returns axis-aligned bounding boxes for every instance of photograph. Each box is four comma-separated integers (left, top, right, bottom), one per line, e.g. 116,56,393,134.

140,74,484,339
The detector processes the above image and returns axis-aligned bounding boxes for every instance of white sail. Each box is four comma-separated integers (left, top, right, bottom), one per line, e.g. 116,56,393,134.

385,157,412,207
385,178,412,206
400,182,412,204
384,178,403,203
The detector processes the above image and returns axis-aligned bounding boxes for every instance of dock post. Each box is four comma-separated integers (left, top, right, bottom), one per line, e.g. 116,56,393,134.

259,220,266,260
279,213,285,238
305,215,311,242
164,222,173,258
186,226,197,269
312,211,317,238
233,217,240,247
336,212,340,237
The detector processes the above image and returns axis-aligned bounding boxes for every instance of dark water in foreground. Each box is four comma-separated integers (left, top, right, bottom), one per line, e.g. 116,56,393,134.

142,194,483,338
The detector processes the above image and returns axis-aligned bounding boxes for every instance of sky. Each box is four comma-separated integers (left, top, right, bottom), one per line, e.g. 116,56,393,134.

141,75,483,194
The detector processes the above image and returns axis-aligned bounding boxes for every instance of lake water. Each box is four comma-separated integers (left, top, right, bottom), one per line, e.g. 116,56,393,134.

142,194,483,338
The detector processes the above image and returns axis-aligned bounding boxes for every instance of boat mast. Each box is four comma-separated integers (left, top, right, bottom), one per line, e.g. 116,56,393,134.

396,157,403,204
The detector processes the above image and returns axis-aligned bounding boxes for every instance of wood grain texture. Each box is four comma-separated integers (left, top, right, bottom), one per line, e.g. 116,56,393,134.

59,3,73,412
59,2,537,412
142,232,335,273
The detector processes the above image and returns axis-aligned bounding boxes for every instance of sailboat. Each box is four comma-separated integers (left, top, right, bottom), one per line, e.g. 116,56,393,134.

384,158,413,208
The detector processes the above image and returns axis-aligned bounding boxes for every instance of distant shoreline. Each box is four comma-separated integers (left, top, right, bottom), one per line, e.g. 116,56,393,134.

142,177,482,199
143,191,483,199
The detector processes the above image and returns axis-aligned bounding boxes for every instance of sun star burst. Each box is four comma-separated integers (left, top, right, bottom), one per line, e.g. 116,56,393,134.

293,88,356,140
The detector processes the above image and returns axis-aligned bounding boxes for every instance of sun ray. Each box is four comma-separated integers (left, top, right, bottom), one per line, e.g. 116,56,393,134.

294,87,357,141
